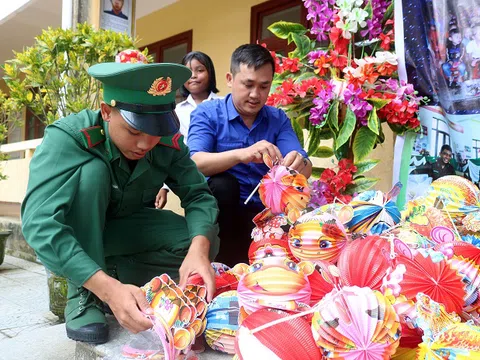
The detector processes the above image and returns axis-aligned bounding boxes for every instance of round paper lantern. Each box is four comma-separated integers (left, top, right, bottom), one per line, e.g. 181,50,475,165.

395,252,467,314
347,189,401,235
422,175,480,216
449,256,480,318
248,238,295,264
417,322,480,359
288,209,349,263
337,235,392,290
307,260,339,306
237,257,312,315
235,308,321,360
205,290,239,354
251,212,289,242
115,49,148,64
258,154,311,222
311,286,401,359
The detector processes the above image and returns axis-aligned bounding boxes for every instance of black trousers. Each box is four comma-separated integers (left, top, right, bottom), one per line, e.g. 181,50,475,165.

208,172,263,267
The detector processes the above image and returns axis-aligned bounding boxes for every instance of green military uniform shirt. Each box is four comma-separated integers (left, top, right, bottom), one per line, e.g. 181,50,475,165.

21,109,219,287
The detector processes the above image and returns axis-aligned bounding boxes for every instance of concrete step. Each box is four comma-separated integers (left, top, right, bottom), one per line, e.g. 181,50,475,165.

0,315,231,360
76,317,231,360
0,216,38,263
0,322,75,360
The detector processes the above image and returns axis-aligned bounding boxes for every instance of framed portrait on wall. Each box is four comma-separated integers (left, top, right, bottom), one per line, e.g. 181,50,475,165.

100,0,135,36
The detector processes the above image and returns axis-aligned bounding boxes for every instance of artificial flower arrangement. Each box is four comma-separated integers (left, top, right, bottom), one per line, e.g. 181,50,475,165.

265,0,427,195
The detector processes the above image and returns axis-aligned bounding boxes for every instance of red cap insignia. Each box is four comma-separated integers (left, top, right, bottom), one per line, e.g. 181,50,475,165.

147,77,172,96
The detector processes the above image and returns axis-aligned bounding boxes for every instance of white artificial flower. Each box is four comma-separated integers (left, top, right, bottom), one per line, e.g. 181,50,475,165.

375,51,398,65
331,78,347,100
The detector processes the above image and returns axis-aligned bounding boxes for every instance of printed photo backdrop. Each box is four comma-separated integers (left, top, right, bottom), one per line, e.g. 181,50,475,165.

395,0,480,209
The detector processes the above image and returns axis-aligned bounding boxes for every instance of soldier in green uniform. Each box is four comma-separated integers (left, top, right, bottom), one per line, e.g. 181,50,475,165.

21,61,220,344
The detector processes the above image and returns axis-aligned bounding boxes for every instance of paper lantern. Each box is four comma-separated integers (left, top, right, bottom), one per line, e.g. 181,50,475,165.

422,175,480,217
395,252,466,314
288,209,349,263
235,308,321,360
251,210,289,242
347,188,401,235
248,237,295,264
307,260,339,306
115,49,149,64
415,292,480,359
311,286,401,359
237,257,312,316
258,154,311,222
337,235,392,290
205,290,239,354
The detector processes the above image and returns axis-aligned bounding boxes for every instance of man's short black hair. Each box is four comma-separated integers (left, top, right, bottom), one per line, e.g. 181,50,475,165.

230,44,275,76
441,144,453,153
180,51,219,98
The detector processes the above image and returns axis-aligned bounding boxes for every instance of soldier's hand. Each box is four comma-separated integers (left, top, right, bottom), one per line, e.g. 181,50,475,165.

178,235,216,302
104,282,154,334
155,188,169,209
238,140,283,165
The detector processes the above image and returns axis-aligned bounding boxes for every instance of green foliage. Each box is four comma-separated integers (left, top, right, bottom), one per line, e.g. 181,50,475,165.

2,23,149,125
267,21,307,40
354,159,380,175
346,176,380,194
0,91,23,180
353,127,377,162
335,108,356,150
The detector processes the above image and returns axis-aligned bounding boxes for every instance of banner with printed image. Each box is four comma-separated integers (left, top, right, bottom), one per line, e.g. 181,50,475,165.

394,0,480,209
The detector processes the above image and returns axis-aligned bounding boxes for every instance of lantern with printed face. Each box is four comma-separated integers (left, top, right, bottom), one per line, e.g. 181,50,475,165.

288,209,349,263
237,257,313,318
258,154,311,223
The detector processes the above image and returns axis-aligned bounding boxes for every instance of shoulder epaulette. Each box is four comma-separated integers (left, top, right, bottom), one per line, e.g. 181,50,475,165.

158,133,183,151
80,126,106,149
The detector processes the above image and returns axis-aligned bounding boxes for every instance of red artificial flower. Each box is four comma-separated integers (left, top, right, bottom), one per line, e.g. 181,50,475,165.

329,27,350,55
329,49,348,69
314,54,332,76
379,32,392,51
283,57,301,73
360,63,379,84
338,159,357,173
319,161,357,204
377,61,397,76
280,78,296,94
295,77,322,98
266,92,294,106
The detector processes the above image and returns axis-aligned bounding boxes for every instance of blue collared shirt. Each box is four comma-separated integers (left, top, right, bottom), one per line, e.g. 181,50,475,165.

188,94,308,205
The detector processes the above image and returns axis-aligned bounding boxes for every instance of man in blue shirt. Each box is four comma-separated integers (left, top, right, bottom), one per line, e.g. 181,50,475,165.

188,44,312,266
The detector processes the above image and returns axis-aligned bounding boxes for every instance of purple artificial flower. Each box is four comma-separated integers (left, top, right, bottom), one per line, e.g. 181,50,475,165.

303,0,336,41
359,0,390,40
343,84,373,125
309,87,334,126
307,49,327,63
384,78,399,92
308,180,329,208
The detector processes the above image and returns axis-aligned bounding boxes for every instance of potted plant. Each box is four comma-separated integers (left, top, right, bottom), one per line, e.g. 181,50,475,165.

1,23,150,320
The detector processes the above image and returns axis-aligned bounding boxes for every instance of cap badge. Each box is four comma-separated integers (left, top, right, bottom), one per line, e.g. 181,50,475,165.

147,77,172,96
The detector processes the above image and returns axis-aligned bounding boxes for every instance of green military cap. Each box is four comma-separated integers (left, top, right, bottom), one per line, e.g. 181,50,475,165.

88,62,191,136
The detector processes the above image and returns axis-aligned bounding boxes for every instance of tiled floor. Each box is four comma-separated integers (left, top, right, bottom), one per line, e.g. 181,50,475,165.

0,255,61,340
